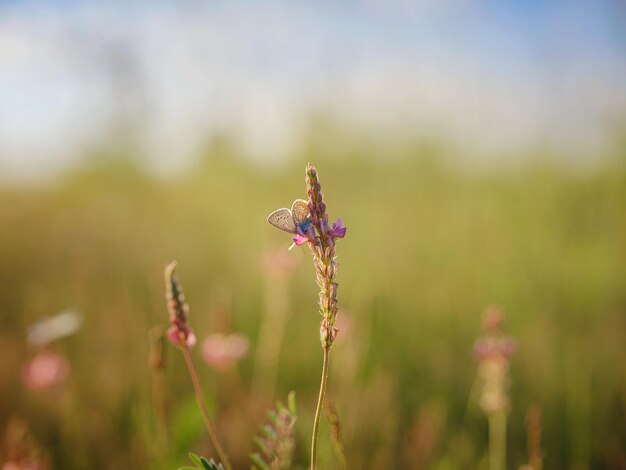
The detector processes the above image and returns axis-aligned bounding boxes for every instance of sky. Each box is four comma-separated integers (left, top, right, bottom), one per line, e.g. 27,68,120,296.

0,0,625,179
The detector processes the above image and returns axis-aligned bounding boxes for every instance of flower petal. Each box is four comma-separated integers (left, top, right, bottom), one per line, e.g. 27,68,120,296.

329,218,347,238
292,234,309,246
167,325,196,349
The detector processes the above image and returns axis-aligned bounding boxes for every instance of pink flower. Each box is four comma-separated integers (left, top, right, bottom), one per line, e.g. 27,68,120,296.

292,218,346,247
260,248,298,279
2,460,47,470
304,164,346,348
201,333,249,370
292,226,314,247
164,261,196,349
474,305,516,360
22,351,69,391
473,337,517,360
166,325,197,349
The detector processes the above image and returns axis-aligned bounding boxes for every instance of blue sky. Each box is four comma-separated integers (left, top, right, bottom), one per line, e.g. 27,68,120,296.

0,0,624,178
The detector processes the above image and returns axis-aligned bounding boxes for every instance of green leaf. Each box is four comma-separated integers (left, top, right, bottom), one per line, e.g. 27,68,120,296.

188,453,203,466
250,392,298,470
253,436,270,457
200,457,218,470
262,425,276,438
249,453,270,470
287,391,297,415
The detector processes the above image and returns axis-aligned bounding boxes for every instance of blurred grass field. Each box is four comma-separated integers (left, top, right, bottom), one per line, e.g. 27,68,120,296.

1,141,625,469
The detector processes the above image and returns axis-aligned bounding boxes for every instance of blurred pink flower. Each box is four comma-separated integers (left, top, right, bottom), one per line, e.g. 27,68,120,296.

201,333,249,370
260,248,298,279
474,305,517,360
474,306,517,414
2,461,46,470
22,351,69,391
473,337,517,360
481,305,504,333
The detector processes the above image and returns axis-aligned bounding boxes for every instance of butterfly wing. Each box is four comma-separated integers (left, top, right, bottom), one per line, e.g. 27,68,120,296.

267,208,297,233
291,199,311,229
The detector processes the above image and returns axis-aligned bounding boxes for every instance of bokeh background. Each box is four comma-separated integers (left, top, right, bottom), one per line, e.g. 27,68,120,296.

1,1,625,469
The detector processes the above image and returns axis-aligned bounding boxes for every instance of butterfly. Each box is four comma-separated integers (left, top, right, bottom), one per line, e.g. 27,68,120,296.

267,199,311,234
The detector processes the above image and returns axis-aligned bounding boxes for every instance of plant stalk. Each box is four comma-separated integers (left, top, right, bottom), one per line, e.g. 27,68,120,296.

311,345,330,470
182,347,232,470
488,411,507,470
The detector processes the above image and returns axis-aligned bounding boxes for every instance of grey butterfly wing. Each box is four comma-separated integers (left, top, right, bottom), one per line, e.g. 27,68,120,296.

267,208,296,233
291,199,310,228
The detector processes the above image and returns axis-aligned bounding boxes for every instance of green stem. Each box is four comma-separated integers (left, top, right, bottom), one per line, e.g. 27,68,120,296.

182,347,233,470
311,345,330,470
488,411,507,470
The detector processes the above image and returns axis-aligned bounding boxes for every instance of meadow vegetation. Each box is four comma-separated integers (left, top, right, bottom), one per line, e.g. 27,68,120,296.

0,139,625,469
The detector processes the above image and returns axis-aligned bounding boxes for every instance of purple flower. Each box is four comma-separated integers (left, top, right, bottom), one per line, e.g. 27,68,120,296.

304,164,347,348
328,218,347,239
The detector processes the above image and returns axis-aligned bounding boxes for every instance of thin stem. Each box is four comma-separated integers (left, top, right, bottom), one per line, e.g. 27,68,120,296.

311,345,330,470
324,400,348,470
181,347,232,470
488,411,507,470
150,369,168,455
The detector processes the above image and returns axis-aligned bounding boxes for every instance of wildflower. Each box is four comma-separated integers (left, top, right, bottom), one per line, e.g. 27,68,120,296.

474,306,516,414
266,164,347,470
201,333,250,370
260,248,298,279
22,350,69,391
2,419,49,470
474,337,517,361
474,305,516,470
266,164,347,348
292,218,346,247
328,218,347,239
304,164,347,348
292,226,314,247
162,262,232,470
164,261,196,349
